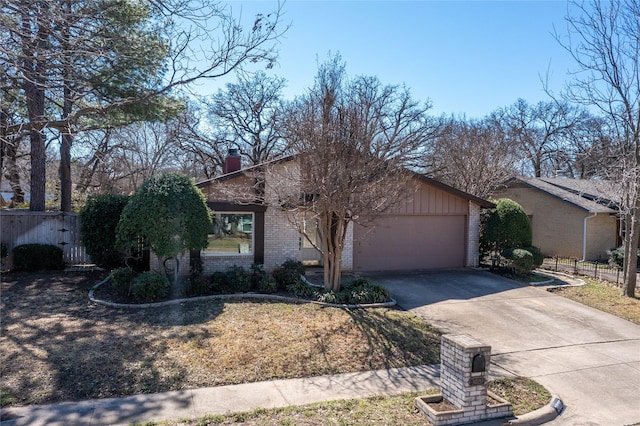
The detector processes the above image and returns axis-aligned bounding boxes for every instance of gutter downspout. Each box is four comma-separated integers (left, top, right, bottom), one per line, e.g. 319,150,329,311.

583,212,598,261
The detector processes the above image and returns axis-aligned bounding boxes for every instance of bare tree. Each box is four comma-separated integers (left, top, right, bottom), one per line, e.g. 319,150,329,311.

558,0,640,296
280,55,437,291
1,0,286,211
496,98,586,177
74,121,186,196
424,116,517,198
559,114,622,179
204,71,290,167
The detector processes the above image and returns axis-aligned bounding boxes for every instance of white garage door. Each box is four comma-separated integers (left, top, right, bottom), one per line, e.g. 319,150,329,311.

353,215,466,272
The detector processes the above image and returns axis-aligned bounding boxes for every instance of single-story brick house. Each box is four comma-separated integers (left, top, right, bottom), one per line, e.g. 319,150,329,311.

493,177,621,261
151,152,493,275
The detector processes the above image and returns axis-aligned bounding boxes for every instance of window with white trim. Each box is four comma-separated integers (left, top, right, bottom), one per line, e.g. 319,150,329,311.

202,213,254,255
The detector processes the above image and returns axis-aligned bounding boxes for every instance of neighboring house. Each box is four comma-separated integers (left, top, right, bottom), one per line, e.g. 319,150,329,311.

151,152,493,275
493,177,621,261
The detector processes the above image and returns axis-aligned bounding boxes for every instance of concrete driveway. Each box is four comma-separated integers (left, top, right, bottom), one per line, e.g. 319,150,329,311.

372,269,640,426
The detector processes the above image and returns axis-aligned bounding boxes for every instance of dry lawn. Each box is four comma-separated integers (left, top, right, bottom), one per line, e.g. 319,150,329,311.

0,271,440,407
549,278,640,324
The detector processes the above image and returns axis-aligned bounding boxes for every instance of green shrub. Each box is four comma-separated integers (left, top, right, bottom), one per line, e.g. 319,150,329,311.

131,271,170,302
110,267,134,297
250,263,266,290
608,246,624,268
502,248,534,276
607,246,639,268
12,244,64,271
224,265,251,293
281,259,305,276
523,246,543,268
209,271,229,294
186,274,213,296
116,173,211,266
272,259,305,290
340,278,390,304
351,282,390,304
286,279,315,298
313,278,390,305
316,291,337,304
1,243,8,258
481,198,532,255
80,194,130,267
258,275,278,294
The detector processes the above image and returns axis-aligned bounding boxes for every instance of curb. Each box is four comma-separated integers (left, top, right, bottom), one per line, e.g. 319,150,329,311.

535,269,586,287
508,395,563,425
89,278,397,310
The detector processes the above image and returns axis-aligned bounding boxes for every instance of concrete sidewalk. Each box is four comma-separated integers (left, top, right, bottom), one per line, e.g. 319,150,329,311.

1,365,443,426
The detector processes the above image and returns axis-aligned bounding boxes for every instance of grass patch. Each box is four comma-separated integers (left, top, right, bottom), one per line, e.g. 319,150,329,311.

146,378,548,425
0,271,440,407
549,278,640,324
488,377,551,415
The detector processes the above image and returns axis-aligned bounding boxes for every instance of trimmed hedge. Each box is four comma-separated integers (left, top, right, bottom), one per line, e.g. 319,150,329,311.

272,259,305,290
110,267,134,297
13,244,64,271
79,194,130,267
502,248,534,277
131,271,170,302
523,246,543,268
481,198,532,255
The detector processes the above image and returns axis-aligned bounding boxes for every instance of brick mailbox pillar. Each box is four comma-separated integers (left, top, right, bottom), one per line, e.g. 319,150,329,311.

441,334,491,410
415,334,513,425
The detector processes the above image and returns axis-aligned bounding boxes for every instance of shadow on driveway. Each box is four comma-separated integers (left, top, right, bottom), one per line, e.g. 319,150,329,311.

364,268,528,309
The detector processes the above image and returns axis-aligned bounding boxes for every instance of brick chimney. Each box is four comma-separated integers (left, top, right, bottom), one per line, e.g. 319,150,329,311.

224,148,241,174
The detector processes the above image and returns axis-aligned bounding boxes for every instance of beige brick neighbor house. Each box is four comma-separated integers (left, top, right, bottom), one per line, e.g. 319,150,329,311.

158,153,493,275
493,177,621,261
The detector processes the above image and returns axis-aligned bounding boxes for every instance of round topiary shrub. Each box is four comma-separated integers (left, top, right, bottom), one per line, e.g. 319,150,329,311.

131,271,170,302
110,267,134,297
523,246,544,268
116,173,212,286
481,198,532,256
502,248,534,277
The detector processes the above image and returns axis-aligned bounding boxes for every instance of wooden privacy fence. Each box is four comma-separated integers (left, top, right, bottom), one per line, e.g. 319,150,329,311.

0,210,91,264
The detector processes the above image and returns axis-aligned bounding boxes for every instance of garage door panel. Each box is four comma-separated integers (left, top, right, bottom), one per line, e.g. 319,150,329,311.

353,216,465,271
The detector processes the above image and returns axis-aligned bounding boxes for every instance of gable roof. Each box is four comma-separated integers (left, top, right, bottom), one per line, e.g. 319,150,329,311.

197,154,494,208
503,177,619,214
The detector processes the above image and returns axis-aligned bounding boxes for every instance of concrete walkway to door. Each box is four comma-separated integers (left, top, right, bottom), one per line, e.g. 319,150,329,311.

371,269,640,426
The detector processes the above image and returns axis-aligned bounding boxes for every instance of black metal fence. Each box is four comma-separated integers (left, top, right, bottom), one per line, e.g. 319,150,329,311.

541,256,623,285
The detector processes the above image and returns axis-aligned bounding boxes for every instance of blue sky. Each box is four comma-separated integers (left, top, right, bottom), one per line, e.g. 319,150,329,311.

195,1,576,119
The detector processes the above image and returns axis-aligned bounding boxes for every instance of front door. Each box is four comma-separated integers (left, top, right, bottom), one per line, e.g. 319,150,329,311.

299,218,322,265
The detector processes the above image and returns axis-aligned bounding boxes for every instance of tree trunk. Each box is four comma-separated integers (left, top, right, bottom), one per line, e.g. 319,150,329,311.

28,128,46,211
60,132,73,211
22,6,48,212
59,0,73,213
320,211,346,292
4,138,25,204
623,198,639,297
